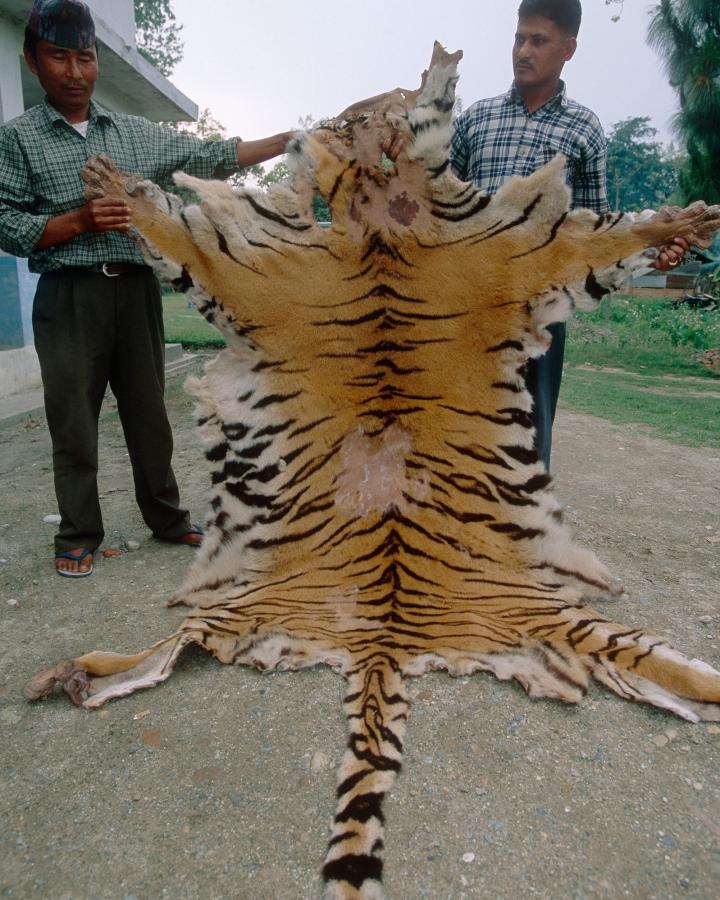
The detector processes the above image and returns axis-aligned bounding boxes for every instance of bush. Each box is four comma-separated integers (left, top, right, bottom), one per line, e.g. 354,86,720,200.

567,295,720,376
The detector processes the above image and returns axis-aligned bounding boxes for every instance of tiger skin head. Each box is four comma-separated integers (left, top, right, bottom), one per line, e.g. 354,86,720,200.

28,42,720,900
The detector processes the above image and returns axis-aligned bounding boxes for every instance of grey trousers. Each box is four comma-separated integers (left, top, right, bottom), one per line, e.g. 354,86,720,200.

32,268,192,551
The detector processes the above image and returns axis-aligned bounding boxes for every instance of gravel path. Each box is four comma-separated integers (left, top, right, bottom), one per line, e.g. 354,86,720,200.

1,363,718,900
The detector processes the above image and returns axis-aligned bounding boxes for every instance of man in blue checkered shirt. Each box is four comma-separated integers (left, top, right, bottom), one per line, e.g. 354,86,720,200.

451,0,686,469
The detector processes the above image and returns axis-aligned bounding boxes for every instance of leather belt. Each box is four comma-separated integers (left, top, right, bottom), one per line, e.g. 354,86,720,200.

94,262,151,277
52,263,152,278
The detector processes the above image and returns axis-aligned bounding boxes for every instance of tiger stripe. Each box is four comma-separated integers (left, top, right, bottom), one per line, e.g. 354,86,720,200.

27,42,720,900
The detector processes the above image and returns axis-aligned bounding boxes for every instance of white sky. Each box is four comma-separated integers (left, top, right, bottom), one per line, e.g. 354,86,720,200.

169,0,679,148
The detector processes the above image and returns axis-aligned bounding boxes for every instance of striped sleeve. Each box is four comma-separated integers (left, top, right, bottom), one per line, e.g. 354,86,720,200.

449,113,470,182
572,122,608,213
139,120,241,185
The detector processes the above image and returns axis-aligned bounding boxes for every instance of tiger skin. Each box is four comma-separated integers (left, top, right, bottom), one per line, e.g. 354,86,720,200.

26,44,720,900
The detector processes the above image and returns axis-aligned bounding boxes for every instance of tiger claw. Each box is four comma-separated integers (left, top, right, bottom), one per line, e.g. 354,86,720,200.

24,659,91,707
647,201,720,248
23,665,59,701
81,154,141,204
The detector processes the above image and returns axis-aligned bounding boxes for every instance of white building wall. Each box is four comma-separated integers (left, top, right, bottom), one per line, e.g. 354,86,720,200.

86,0,137,47
0,13,33,368
0,13,23,122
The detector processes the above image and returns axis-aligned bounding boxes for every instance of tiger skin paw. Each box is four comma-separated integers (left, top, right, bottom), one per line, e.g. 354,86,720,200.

639,201,720,251
24,659,90,707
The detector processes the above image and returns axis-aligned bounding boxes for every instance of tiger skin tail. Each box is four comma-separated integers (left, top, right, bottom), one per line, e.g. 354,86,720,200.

323,658,409,900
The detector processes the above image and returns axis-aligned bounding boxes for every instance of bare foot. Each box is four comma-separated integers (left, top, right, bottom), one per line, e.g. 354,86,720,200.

55,548,94,578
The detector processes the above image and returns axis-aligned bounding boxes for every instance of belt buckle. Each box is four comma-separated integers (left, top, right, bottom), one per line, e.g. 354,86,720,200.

101,262,120,278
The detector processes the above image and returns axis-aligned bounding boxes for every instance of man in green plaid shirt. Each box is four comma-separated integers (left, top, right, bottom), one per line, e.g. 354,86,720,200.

0,0,292,577
451,0,686,470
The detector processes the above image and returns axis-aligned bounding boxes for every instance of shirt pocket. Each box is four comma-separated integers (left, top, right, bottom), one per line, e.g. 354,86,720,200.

29,136,87,212
95,124,144,179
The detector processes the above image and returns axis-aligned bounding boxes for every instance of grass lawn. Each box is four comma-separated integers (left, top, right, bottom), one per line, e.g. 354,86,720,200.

560,366,720,447
163,292,719,448
565,293,720,377
163,293,225,348
563,294,720,447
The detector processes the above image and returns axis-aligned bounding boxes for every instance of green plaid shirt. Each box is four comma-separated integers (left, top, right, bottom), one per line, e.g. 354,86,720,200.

451,82,608,213
0,98,240,273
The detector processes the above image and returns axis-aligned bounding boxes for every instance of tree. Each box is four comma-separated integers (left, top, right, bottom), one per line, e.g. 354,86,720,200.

174,107,225,140
605,116,678,211
134,0,184,76
604,0,625,22
250,158,331,222
647,0,720,204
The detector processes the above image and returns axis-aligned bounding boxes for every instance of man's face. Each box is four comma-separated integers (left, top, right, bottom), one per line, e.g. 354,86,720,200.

512,15,576,93
24,39,98,116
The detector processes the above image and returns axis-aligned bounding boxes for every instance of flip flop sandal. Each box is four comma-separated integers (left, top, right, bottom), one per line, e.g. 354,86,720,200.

55,548,95,578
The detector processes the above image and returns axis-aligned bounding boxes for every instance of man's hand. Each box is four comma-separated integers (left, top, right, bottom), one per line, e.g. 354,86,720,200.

35,197,132,250
236,132,295,168
652,236,689,272
79,197,132,233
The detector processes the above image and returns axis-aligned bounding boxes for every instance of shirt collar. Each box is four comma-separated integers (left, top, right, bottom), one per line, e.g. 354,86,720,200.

41,96,112,128
506,79,568,113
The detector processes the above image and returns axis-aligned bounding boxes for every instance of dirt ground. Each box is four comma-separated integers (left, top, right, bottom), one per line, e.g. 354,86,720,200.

1,356,718,900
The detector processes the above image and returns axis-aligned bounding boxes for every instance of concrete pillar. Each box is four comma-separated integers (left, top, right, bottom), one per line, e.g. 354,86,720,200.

0,23,23,123
0,25,40,392
0,255,35,350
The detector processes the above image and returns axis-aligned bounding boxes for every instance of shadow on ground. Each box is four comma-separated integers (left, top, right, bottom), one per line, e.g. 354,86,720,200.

1,357,718,899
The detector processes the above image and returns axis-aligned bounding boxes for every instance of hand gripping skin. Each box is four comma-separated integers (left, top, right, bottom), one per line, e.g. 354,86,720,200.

29,42,720,900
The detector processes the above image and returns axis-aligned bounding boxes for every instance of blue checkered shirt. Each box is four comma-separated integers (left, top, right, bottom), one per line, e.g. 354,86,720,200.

0,99,240,272
450,81,609,213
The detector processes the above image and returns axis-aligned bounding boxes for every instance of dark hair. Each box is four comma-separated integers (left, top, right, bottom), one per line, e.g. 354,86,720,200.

517,0,582,36
23,26,40,58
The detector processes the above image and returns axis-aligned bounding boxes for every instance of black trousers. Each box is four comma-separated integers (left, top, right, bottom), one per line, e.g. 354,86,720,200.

32,268,192,552
525,322,566,471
